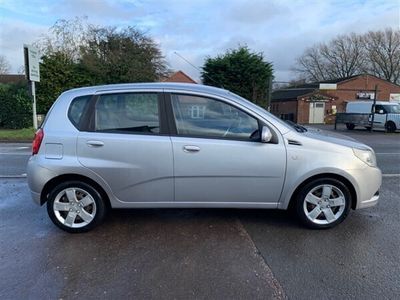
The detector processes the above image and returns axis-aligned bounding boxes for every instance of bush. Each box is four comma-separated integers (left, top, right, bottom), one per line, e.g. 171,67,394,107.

0,83,32,129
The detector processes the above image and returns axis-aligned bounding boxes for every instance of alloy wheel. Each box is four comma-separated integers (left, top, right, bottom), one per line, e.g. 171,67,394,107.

303,184,346,225
53,187,97,228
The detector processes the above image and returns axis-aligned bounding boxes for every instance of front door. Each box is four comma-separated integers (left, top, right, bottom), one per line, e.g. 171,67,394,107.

168,93,286,205
77,91,174,203
309,102,325,124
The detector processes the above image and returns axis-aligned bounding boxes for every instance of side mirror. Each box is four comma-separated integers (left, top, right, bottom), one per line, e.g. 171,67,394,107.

261,126,273,143
378,110,384,114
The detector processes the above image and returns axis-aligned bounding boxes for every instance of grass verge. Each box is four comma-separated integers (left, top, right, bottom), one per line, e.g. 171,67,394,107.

0,128,35,142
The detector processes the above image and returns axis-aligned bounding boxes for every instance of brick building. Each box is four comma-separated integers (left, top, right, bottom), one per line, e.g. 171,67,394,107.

271,74,400,124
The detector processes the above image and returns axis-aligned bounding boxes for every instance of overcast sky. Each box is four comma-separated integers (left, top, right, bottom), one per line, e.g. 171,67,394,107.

0,0,399,82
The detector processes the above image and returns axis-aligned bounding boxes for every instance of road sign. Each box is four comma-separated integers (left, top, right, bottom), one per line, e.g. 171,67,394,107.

23,45,40,129
319,83,337,90
23,45,40,82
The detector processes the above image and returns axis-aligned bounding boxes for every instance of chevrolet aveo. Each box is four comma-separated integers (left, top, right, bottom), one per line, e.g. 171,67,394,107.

27,83,381,233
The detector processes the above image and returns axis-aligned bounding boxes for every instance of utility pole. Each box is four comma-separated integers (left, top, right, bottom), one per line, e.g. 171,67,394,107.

266,76,273,111
370,84,378,132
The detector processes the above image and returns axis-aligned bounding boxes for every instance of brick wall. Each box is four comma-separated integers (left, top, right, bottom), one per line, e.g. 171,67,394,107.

325,75,400,113
296,75,400,124
271,101,298,122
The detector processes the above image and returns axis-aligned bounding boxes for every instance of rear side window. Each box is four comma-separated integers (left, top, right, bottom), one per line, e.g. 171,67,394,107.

68,95,92,130
95,93,160,134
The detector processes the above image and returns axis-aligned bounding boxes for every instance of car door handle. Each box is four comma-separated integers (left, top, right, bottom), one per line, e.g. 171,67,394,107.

86,140,104,147
183,145,200,153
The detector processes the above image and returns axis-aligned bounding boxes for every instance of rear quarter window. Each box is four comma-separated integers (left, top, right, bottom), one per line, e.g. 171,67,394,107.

68,95,92,130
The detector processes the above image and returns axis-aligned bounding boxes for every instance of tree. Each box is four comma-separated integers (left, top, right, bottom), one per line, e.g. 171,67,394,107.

202,46,273,107
363,28,400,84
35,18,168,113
0,55,11,74
80,26,167,84
293,28,400,84
294,33,365,82
36,16,93,62
36,52,92,113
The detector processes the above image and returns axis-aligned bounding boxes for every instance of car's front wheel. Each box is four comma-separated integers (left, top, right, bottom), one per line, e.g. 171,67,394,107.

295,178,351,229
386,121,396,133
47,181,107,233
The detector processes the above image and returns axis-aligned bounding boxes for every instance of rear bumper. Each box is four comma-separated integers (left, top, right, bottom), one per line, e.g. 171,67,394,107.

30,190,41,205
27,156,58,206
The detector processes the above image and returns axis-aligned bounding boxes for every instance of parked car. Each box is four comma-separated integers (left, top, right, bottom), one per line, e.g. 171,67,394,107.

345,101,400,132
27,83,382,232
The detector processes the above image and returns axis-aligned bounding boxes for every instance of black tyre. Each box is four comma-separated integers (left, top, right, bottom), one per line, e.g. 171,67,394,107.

386,121,396,133
295,178,351,229
47,181,107,233
346,123,355,130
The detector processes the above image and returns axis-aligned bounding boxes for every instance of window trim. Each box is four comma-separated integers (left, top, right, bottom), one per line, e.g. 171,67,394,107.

83,92,168,136
165,92,264,143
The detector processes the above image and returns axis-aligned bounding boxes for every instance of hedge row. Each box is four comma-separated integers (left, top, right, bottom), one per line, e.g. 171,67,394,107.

0,83,32,129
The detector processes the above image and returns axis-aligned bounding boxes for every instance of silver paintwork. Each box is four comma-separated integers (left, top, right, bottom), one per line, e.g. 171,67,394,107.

27,83,381,216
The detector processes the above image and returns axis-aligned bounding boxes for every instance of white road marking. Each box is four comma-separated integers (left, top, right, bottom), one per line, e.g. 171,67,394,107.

0,153,31,155
382,174,400,177
16,146,30,150
376,153,400,155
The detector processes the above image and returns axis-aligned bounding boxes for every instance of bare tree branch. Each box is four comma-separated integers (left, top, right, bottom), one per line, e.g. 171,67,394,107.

362,28,400,84
0,55,11,74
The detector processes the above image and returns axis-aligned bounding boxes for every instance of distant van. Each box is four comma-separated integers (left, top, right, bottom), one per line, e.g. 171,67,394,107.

345,101,400,132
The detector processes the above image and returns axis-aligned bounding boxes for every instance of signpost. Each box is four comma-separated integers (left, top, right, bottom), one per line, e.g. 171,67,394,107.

23,45,40,129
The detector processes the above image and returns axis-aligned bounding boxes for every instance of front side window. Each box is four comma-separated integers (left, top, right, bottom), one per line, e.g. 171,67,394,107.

374,105,386,114
171,94,260,141
95,93,160,134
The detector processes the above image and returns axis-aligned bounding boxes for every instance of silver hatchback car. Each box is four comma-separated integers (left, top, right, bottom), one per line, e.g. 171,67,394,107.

27,83,381,232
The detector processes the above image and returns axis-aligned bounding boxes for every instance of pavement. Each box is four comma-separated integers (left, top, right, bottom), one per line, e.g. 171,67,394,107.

0,126,399,299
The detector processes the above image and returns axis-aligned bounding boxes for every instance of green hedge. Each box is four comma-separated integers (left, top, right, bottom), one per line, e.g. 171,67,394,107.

0,83,32,129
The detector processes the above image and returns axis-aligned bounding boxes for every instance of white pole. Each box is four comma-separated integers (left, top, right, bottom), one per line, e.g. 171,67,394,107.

31,81,38,129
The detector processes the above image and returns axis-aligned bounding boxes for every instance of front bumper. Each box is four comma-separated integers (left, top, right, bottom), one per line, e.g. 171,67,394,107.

358,190,380,209
347,166,382,209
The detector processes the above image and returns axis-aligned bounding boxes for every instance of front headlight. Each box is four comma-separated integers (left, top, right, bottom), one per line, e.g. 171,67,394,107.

353,148,377,167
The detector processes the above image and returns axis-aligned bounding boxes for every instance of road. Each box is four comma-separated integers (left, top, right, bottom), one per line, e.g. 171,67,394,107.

0,127,399,299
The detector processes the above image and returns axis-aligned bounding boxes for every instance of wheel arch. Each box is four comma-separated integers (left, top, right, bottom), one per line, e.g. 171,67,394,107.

287,173,358,211
40,174,111,209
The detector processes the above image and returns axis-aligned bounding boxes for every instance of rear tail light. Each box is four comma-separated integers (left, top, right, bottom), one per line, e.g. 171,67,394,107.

32,128,44,155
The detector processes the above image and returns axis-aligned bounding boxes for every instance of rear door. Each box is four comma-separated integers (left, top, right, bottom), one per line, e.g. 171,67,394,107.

77,90,174,203
167,93,286,206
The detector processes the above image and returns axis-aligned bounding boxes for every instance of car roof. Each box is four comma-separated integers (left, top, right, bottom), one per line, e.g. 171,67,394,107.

62,82,231,98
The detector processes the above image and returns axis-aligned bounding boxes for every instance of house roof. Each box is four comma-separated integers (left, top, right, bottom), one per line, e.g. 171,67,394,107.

272,88,315,101
0,74,27,84
162,70,197,84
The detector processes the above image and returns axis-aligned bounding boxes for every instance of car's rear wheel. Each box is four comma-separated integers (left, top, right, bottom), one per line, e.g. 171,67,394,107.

295,178,351,229
346,123,355,130
47,181,107,233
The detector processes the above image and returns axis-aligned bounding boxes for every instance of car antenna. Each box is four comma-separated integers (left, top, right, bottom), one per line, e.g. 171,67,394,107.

173,51,224,89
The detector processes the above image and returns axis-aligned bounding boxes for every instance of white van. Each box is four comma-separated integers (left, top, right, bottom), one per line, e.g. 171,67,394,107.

346,101,400,132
